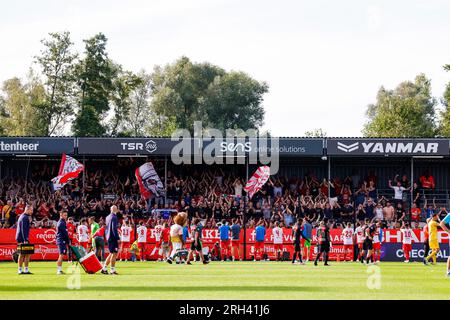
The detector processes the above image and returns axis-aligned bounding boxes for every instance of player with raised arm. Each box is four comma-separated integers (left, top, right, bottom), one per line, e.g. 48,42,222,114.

272,221,284,261
354,221,365,262
400,222,413,263
342,222,354,262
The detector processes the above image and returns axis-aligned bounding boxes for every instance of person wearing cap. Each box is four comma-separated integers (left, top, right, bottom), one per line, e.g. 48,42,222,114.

16,205,33,274
103,205,120,275
424,212,440,265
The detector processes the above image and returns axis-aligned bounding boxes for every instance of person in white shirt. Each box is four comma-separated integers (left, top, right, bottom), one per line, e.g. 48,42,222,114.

400,222,413,263
355,221,365,262
154,222,164,261
119,221,132,261
342,222,354,262
136,221,148,262
77,218,89,250
388,179,410,207
272,222,284,261
372,221,383,264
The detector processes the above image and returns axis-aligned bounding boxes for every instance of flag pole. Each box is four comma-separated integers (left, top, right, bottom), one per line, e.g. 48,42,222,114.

243,156,249,261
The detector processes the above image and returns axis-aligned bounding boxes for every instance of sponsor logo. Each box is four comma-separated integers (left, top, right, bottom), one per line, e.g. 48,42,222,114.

335,141,440,154
0,141,39,153
337,142,359,153
35,229,56,244
219,142,252,153
145,140,157,153
120,140,158,153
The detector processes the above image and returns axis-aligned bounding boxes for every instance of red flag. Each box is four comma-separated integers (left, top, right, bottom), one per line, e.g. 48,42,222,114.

135,162,165,200
244,166,271,199
51,153,84,191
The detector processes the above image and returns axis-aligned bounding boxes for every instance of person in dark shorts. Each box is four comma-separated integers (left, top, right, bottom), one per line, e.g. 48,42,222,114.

103,205,120,275
314,219,331,266
56,210,70,275
291,218,304,264
230,219,242,261
187,218,208,265
16,204,33,274
363,221,376,265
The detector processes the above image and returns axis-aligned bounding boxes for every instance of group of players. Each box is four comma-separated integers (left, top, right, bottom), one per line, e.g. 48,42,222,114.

14,203,450,277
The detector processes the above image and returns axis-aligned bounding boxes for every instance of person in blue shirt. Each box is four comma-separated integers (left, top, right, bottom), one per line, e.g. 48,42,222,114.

183,224,189,242
16,205,33,275
56,210,70,275
254,221,266,261
230,219,241,261
218,220,231,261
103,205,120,275
440,213,450,277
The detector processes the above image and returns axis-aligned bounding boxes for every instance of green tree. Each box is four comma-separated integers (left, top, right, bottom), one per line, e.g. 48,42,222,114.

150,57,268,133
73,33,118,136
200,71,267,131
108,70,142,136
363,74,437,137
439,64,450,137
0,74,46,136
35,31,77,135
123,70,152,136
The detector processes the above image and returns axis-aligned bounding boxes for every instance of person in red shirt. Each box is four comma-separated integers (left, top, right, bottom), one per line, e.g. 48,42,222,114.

410,203,422,223
161,222,171,261
15,198,25,216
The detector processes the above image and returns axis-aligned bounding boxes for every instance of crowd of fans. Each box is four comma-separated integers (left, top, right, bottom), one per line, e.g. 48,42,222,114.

0,160,448,231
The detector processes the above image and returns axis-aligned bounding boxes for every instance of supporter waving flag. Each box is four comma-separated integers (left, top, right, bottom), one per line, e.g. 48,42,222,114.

51,153,84,191
135,162,165,199
244,166,271,199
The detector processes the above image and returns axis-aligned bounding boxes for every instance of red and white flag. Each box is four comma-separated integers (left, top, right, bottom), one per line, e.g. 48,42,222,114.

51,153,84,191
135,162,165,200
244,166,271,199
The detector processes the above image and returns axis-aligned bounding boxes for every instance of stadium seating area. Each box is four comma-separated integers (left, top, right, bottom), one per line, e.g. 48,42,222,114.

0,160,448,230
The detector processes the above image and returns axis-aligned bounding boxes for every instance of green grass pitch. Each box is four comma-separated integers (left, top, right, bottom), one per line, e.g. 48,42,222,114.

0,261,448,300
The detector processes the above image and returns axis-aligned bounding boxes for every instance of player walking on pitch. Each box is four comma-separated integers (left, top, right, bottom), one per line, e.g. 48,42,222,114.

292,218,304,264
103,205,120,275
424,212,440,265
186,218,209,265
56,210,70,275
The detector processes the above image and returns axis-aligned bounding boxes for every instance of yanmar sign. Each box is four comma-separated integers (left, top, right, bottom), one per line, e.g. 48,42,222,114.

327,139,449,156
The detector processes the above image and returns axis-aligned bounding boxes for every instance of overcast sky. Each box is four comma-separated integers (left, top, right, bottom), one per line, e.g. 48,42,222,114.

1,0,449,137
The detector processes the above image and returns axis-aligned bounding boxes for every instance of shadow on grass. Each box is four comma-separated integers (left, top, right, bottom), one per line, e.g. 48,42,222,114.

0,285,322,292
